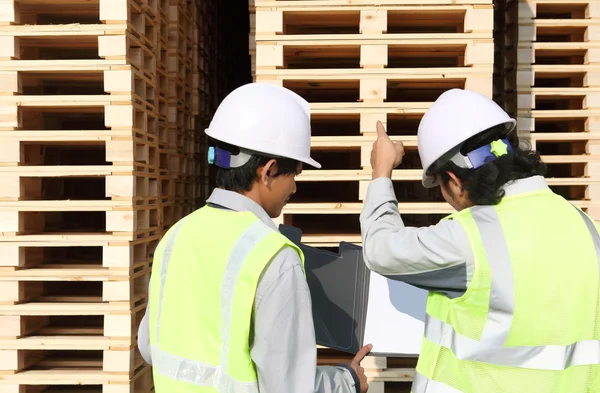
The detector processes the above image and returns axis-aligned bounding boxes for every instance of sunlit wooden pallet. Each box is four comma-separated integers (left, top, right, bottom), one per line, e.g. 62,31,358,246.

516,27,600,54
253,75,492,133
0,130,161,167
0,69,163,117
0,300,148,373
251,0,493,9
0,295,148,316
0,234,161,266
517,0,600,23
251,4,494,77
0,33,158,79
0,356,152,393
283,199,599,215
509,44,600,69
317,349,416,393
0,172,160,210
280,201,600,247
0,236,157,270
257,74,492,105
516,87,600,117
255,42,494,71
252,5,493,35
255,37,493,68
0,204,161,240
0,0,162,25
297,170,600,199
2,364,153,393
0,270,149,308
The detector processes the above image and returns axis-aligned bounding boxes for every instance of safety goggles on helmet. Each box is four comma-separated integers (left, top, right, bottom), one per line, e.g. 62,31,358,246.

449,138,513,170
208,146,281,169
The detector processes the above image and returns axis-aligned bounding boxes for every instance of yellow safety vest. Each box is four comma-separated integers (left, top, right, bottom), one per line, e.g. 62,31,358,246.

413,186,600,392
148,205,304,392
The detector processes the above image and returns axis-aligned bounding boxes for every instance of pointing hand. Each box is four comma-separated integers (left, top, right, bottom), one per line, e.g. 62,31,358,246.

370,121,405,180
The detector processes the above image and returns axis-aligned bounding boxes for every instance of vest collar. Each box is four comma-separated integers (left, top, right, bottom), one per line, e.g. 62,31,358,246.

502,175,549,198
206,188,279,231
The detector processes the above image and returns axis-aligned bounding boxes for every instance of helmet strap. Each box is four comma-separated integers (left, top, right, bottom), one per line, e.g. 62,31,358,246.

450,138,513,170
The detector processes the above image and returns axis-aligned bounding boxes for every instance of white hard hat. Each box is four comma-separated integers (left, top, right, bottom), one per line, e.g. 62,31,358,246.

417,89,516,188
205,83,321,169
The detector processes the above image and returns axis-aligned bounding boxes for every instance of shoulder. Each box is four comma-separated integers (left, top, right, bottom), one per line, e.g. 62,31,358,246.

262,245,304,281
254,245,307,308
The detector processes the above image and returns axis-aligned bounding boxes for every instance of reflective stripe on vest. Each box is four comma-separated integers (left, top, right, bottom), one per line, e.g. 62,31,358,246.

413,205,600,392
413,370,464,393
150,218,272,393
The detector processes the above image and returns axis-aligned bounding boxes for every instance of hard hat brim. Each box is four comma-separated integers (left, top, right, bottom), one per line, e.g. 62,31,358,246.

205,129,322,169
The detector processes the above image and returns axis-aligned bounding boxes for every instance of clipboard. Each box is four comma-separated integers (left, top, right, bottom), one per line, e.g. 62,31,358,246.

279,224,429,357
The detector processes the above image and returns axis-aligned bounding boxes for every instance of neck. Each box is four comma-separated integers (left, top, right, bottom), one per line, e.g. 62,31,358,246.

241,188,264,209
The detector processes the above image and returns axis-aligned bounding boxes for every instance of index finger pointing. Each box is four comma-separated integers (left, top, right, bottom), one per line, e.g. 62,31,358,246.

352,344,373,364
376,121,387,137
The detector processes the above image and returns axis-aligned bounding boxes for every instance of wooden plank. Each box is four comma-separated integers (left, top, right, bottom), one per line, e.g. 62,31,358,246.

0,60,128,72
256,67,494,79
309,133,600,149
283,199,600,214
0,233,154,244
0,369,133,384
0,208,160,238
0,130,132,141
520,109,600,118
0,271,149,306
0,336,130,350
0,302,139,315
0,200,143,210
255,34,493,43
253,0,494,7
253,6,493,35
0,96,137,106
0,24,126,36
0,267,140,281
0,237,155,270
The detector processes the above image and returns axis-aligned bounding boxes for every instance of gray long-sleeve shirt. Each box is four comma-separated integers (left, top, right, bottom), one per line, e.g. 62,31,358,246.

138,188,357,393
359,175,550,295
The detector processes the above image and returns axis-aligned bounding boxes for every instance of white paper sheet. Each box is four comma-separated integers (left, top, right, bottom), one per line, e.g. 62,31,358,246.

363,272,428,356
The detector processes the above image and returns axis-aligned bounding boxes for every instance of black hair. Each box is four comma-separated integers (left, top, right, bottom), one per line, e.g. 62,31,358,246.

430,124,547,205
214,142,301,193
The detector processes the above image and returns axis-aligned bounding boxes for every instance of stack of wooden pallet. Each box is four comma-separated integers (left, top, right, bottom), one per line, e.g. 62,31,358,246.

0,0,206,390
249,0,494,391
495,0,600,220
250,0,495,248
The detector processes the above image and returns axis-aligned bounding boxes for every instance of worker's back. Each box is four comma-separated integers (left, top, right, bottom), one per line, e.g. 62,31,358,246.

147,205,302,393
415,184,600,393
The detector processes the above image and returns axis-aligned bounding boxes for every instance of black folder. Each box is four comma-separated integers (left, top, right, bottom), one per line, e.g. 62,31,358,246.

279,224,428,358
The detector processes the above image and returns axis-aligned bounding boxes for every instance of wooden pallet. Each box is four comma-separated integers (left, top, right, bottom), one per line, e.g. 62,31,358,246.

252,11,494,78
250,0,494,10
494,0,600,219
0,304,148,375
317,348,416,393
0,0,191,391
249,0,495,249
0,361,153,393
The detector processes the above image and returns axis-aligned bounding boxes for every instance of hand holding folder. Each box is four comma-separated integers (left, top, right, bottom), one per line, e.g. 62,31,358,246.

280,224,428,358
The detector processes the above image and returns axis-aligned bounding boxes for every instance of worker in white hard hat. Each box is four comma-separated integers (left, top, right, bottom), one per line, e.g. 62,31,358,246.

138,82,372,393
360,88,600,392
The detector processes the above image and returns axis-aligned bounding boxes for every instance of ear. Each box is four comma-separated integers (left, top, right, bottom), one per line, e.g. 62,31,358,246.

445,171,464,195
258,159,278,187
